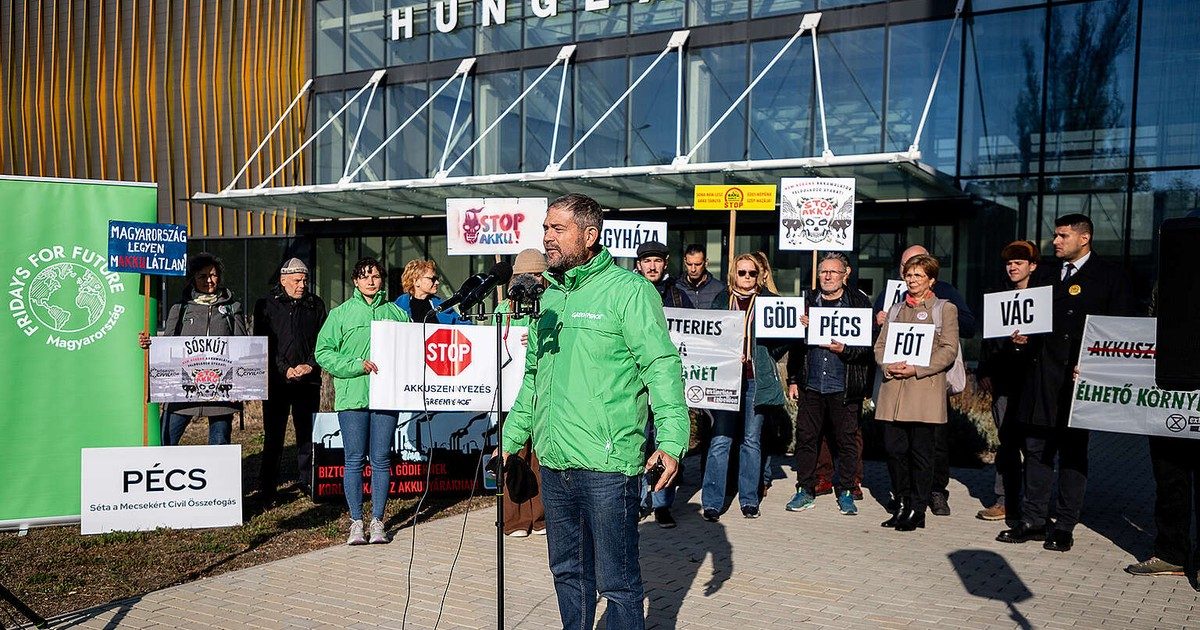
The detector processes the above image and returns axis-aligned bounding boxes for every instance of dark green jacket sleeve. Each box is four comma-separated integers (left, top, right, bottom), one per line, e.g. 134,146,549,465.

623,281,689,460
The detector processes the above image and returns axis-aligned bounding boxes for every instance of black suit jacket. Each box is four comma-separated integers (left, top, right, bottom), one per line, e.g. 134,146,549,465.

1017,255,1134,429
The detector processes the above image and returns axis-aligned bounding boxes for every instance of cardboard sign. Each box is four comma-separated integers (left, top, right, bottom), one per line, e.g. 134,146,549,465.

81,445,242,534
882,279,907,313
693,185,777,210
1070,316,1200,440
983,285,1054,339
806,307,873,346
601,220,668,258
753,296,806,339
108,221,188,276
369,322,527,411
664,307,746,411
881,323,937,367
779,178,856,251
446,198,547,255
149,336,268,403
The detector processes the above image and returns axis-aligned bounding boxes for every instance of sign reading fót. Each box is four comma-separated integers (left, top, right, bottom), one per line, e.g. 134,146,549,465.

779,178,856,251
446,197,547,255
601,220,668,258
664,307,745,411
982,285,1053,339
753,296,806,339
806,307,873,346
149,336,269,402
107,221,188,276
881,323,937,367
81,445,242,534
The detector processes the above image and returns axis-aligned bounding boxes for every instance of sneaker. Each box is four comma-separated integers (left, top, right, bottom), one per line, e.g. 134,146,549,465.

930,492,951,516
976,501,1007,521
369,519,388,544
1125,557,1185,576
654,507,677,529
836,490,858,516
347,519,366,546
814,478,833,496
532,528,547,535
785,489,816,512
850,487,864,501
505,530,530,538
701,508,720,522
741,505,760,519
638,504,654,521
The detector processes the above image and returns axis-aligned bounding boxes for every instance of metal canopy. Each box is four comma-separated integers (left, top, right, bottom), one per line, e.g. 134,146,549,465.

193,5,968,220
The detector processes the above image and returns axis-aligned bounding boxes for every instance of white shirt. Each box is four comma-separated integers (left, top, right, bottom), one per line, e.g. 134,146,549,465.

1062,251,1092,280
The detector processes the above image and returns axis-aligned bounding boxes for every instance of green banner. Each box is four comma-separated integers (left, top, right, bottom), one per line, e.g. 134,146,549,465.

1,176,159,526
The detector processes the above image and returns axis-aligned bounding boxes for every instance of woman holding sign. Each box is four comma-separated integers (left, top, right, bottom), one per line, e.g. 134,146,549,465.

701,254,787,521
873,254,959,532
316,257,410,545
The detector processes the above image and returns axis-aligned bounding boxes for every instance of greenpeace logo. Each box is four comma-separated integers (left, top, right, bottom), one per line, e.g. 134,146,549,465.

1086,340,1156,359
571,312,604,320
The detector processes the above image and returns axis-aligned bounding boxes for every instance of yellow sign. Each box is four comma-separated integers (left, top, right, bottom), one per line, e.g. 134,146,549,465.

693,185,777,211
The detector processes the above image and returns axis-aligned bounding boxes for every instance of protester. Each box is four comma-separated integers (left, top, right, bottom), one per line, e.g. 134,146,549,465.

679,244,726,309
874,254,960,532
497,248,547,538
974,241,1038,523
749,251,788,493
702,253,787,521
785,252,873,516
501,193,689,630
315,257,409,546
395,259,472,324
873,245,975,516
751,250,782,294
253,257,327,502
139,253,247,446
998,214,1132,552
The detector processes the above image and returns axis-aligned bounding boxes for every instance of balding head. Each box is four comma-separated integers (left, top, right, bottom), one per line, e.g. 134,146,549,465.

899,245,929,274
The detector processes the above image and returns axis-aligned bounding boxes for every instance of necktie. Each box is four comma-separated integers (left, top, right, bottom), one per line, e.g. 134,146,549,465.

1063,262,1076,280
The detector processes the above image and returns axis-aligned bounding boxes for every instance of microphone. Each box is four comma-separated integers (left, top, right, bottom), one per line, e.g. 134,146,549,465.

434,273,487,313
438,261,513,314
507,273,542,302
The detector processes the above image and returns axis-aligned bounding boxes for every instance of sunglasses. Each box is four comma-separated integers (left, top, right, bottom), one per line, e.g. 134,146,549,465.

737,269,759,278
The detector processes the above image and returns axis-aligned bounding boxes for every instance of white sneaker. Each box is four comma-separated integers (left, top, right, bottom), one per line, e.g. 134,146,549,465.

347,519,366,546
532,528,547,536
506,530,530,538
369,519,388,544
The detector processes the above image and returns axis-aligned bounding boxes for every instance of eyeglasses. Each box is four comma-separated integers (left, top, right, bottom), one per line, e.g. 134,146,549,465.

423,276,440,283
818,269,846,276
737,269,759,278
196,273,220,280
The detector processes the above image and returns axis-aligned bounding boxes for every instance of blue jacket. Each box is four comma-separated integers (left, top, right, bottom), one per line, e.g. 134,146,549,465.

394,293,473,325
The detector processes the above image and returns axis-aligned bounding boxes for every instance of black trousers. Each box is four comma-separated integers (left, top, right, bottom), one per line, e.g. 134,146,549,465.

259,381,320,494
932,422,950,497
1148,436,1200,567
794,390,860,494
883,422,936,513
1021,425,1089,532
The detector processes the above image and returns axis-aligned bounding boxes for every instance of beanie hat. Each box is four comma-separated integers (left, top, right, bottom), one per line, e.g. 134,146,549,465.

280,257,309,275
512,248,547,275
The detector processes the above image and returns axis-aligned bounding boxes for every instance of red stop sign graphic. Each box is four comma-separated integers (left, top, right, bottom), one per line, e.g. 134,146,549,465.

425,328,472,376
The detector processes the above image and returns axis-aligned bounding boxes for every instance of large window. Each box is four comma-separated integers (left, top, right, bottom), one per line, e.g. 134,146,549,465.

749,37,814,159
476,71,524,174
430,76,475,176
821,27,885,156
887,19,960,175
315,0,345,76
688,44,749,162
630,53,680,166
1135,0,1200,169
346,0,387,71
313,91,347,184
385,82,431,180
574,57,629,169
523,66,573,170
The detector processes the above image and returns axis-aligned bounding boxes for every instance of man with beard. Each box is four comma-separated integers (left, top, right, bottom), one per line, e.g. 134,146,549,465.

502,193,689,630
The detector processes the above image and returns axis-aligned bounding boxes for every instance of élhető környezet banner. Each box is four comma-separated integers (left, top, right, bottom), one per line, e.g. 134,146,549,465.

0,175,158,528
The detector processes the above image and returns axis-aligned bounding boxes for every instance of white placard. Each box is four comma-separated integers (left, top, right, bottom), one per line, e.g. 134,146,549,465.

601,220,668,258
983,285,1054,339
881,323,937,367
81,445,243,534
882,279,907,313
369,322,527,411
149,336,268,402
664,307,746,411
779,178,856,251
446,198,548,255
806,307,873,346
753,296,806,339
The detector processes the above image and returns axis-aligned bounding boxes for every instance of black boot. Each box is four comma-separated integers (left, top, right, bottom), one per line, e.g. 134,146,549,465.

881,500,906,528
895,508,926,531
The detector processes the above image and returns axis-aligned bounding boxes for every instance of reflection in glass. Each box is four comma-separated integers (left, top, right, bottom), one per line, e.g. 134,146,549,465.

1130,170,1200,260
688,44,749,162
431,76,475,176
388,1,430,66
688,0,747,26
477,71,524,175
478,0,524,54
315,0,345,76
821,28,884,155
1041,174,1128,254
631,0,684,32
1135,0,1200,169
578,0,629,42
574,58,628,169
525,0,574,48
524,67,573,170
887,19,960,175
314,91,346,184
430,0,475,61
752,0,807,19
749,37,813,159
346,0,387,72
385,83,430,179
630,53,679,166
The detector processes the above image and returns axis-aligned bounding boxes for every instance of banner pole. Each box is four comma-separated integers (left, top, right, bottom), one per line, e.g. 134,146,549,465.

143,274,151,446
811,250,818,291
728,209,737,262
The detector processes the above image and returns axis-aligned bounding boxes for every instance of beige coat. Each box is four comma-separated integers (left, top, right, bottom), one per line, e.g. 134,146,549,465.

873,297,959,424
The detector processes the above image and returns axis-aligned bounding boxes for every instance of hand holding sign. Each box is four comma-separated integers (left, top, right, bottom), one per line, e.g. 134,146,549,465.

983,285,1053,339
806,307,873,346
754,296,806,339
882,323,936,367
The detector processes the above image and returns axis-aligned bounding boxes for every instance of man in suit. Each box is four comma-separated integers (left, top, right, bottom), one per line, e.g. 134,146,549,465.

997,213,1133,552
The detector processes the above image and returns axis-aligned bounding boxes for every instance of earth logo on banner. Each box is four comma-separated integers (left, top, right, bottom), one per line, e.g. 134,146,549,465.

426,328,472,376
8,243,126,351
779,178,855,251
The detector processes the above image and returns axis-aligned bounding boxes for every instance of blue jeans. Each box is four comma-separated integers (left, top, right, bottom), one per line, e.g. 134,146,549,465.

702,379,762,511
641,418,677,510
541,467,645,630
338,409,399,521
163,412,232,446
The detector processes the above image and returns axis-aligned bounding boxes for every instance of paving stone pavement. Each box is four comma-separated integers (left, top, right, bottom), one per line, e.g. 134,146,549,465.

30,432,1200,629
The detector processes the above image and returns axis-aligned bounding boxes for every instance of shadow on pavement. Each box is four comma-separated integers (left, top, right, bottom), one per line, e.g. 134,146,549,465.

948,549,1034,630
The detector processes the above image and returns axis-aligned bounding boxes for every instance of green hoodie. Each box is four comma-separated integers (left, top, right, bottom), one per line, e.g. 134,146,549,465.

315,287,409,411
502,248,689,476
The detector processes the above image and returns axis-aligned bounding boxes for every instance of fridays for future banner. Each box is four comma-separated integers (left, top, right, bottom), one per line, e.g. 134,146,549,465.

664,307,745,411
0,176,158,527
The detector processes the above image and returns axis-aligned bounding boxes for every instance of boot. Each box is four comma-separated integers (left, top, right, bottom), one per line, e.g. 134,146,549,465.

880,499,906,528
895,507,926,531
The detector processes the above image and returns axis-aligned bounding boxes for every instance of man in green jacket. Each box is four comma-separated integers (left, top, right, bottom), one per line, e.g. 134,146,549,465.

502,193,689,630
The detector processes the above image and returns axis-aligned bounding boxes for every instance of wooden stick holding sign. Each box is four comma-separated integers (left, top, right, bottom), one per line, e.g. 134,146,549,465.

882,323,937,367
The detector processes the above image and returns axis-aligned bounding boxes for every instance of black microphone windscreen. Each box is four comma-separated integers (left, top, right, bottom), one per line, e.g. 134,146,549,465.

491,261,514,285
508,273,538,301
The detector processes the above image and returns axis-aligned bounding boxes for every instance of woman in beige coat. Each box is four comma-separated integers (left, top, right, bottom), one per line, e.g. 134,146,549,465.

874,254,959,532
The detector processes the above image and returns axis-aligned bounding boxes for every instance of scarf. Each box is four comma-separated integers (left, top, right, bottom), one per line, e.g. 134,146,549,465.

190,289,221,305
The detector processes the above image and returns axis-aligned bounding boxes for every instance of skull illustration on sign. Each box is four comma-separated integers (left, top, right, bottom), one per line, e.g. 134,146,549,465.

801,197,836,242
462,207,483,244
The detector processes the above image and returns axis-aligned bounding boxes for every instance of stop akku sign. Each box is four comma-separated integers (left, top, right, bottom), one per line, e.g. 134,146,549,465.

425,328,472,376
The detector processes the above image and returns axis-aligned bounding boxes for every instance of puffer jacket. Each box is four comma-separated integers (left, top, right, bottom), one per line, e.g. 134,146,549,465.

786,288,876,401
315,288,409,411
710,289,788,408
163,287,247,417
502,247,690,476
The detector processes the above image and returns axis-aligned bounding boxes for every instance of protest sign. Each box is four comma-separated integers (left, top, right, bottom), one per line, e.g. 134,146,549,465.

81,445,242,534
754,296,806,339
446,197,547,255
148,336,269,402
107,221,188,276
601,220,668,258
807,307,873,346
693,184,777,210
779,178,856,251
881,323,937,367
882,279,907,313
983,285,1053,339
369,322,526,411
1069,316,1200,439
664,307,745,411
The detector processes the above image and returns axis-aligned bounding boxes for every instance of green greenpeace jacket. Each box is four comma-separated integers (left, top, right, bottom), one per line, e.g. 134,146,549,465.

315,288,410,411
502,248,690,476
